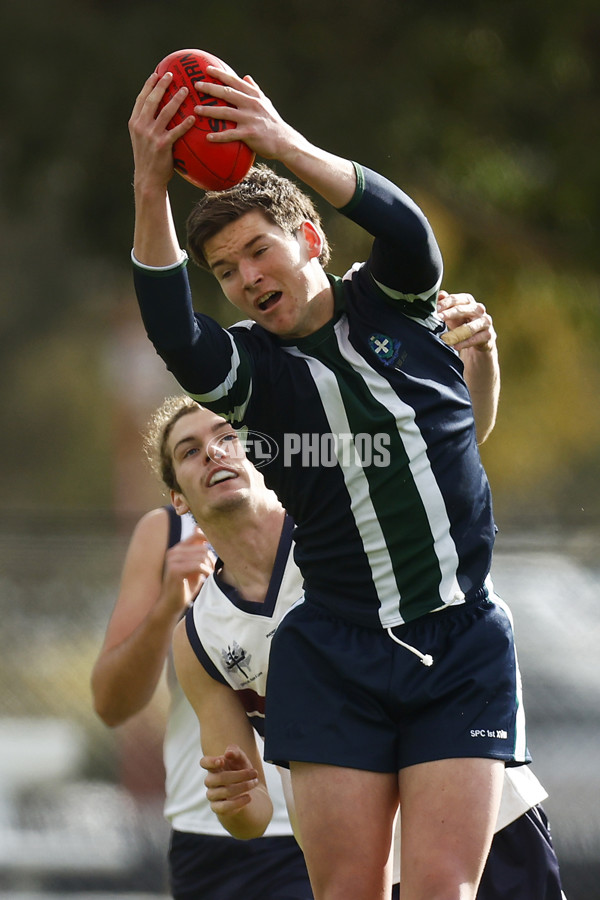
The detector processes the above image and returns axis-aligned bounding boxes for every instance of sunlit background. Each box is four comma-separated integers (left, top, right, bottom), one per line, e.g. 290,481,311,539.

1,1,599,898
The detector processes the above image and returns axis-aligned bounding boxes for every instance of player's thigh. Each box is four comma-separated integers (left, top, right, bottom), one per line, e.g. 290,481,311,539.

290,762,398,900
398,757,505,900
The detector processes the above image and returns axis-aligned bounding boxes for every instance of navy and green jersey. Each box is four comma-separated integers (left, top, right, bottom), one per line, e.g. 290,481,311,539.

134,164,495,629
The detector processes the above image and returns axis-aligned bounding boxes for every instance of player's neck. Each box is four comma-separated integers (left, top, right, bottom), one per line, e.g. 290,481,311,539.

212,504,287,604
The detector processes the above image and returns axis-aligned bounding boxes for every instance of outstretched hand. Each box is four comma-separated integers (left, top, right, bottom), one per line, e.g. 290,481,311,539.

437,291,496,353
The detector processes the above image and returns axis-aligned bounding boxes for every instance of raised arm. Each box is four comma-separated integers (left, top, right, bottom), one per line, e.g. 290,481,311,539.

192,65,357,209
195,66,442,295
91,509,213,726
172,619,274,839
129,72,197,266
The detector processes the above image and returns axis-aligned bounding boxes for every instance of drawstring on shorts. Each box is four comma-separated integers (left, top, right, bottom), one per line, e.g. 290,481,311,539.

386,628,434,666
385,588,469,667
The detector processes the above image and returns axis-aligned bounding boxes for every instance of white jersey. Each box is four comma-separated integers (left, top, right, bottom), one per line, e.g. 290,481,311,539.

185,514,303,740
162,510,294,836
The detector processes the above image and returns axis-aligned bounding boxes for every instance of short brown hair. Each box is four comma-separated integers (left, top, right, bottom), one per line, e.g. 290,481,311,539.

186,164,331,270
143,395,200,492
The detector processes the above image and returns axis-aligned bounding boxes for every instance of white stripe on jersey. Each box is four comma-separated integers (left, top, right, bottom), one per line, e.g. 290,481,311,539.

189,538,304,701
334,318,461,625
372,273,443,309
189,329,253,422
284,319,461,627
283,346,401,618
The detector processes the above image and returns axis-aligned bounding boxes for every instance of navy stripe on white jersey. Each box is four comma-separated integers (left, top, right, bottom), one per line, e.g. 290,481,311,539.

184,515,304,737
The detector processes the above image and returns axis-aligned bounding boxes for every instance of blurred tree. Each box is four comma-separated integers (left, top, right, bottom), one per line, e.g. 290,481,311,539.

0,0,598,519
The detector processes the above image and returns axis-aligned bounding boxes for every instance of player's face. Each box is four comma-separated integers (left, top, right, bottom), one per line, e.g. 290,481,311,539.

168,408,255,519
204,210,333,339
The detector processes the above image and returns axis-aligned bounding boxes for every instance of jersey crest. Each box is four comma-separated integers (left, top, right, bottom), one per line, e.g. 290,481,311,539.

221,641,253,680
368,332,403,367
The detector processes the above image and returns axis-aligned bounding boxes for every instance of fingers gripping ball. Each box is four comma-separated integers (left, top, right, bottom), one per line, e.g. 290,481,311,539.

155,49,255,191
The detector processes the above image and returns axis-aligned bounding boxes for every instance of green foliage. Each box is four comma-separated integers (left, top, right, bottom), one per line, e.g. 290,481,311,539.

0,0,599,518
3,0,599,266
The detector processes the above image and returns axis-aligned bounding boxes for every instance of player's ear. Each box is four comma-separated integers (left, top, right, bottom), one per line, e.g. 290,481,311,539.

171,490,191,517
299,220,323,260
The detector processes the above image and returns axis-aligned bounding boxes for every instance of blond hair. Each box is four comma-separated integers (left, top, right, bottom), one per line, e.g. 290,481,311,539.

143,395,201,492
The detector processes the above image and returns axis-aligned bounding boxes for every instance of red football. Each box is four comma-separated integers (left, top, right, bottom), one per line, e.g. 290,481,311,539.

155,48,255,191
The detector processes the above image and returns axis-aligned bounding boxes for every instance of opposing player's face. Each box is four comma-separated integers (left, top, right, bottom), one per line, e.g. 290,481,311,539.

168,408,255,520
204,210,333,339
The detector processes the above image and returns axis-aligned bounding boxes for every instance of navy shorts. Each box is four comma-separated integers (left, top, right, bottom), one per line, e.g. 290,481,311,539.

390,805,565,899
169,830,313,900
265,594,529,771
476,805,566,900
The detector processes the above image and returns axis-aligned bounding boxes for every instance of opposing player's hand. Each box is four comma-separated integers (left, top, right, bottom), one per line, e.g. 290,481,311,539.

129,72,196,190
161,528,215,615
437,291,496,353
191,66,302,163
201,745,260,815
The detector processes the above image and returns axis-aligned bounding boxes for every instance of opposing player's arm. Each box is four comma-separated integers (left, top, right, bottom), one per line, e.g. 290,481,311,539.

172,619,273,839
438,291,500,444
461,344,500,445
92,509,212,726
91,509,173,725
